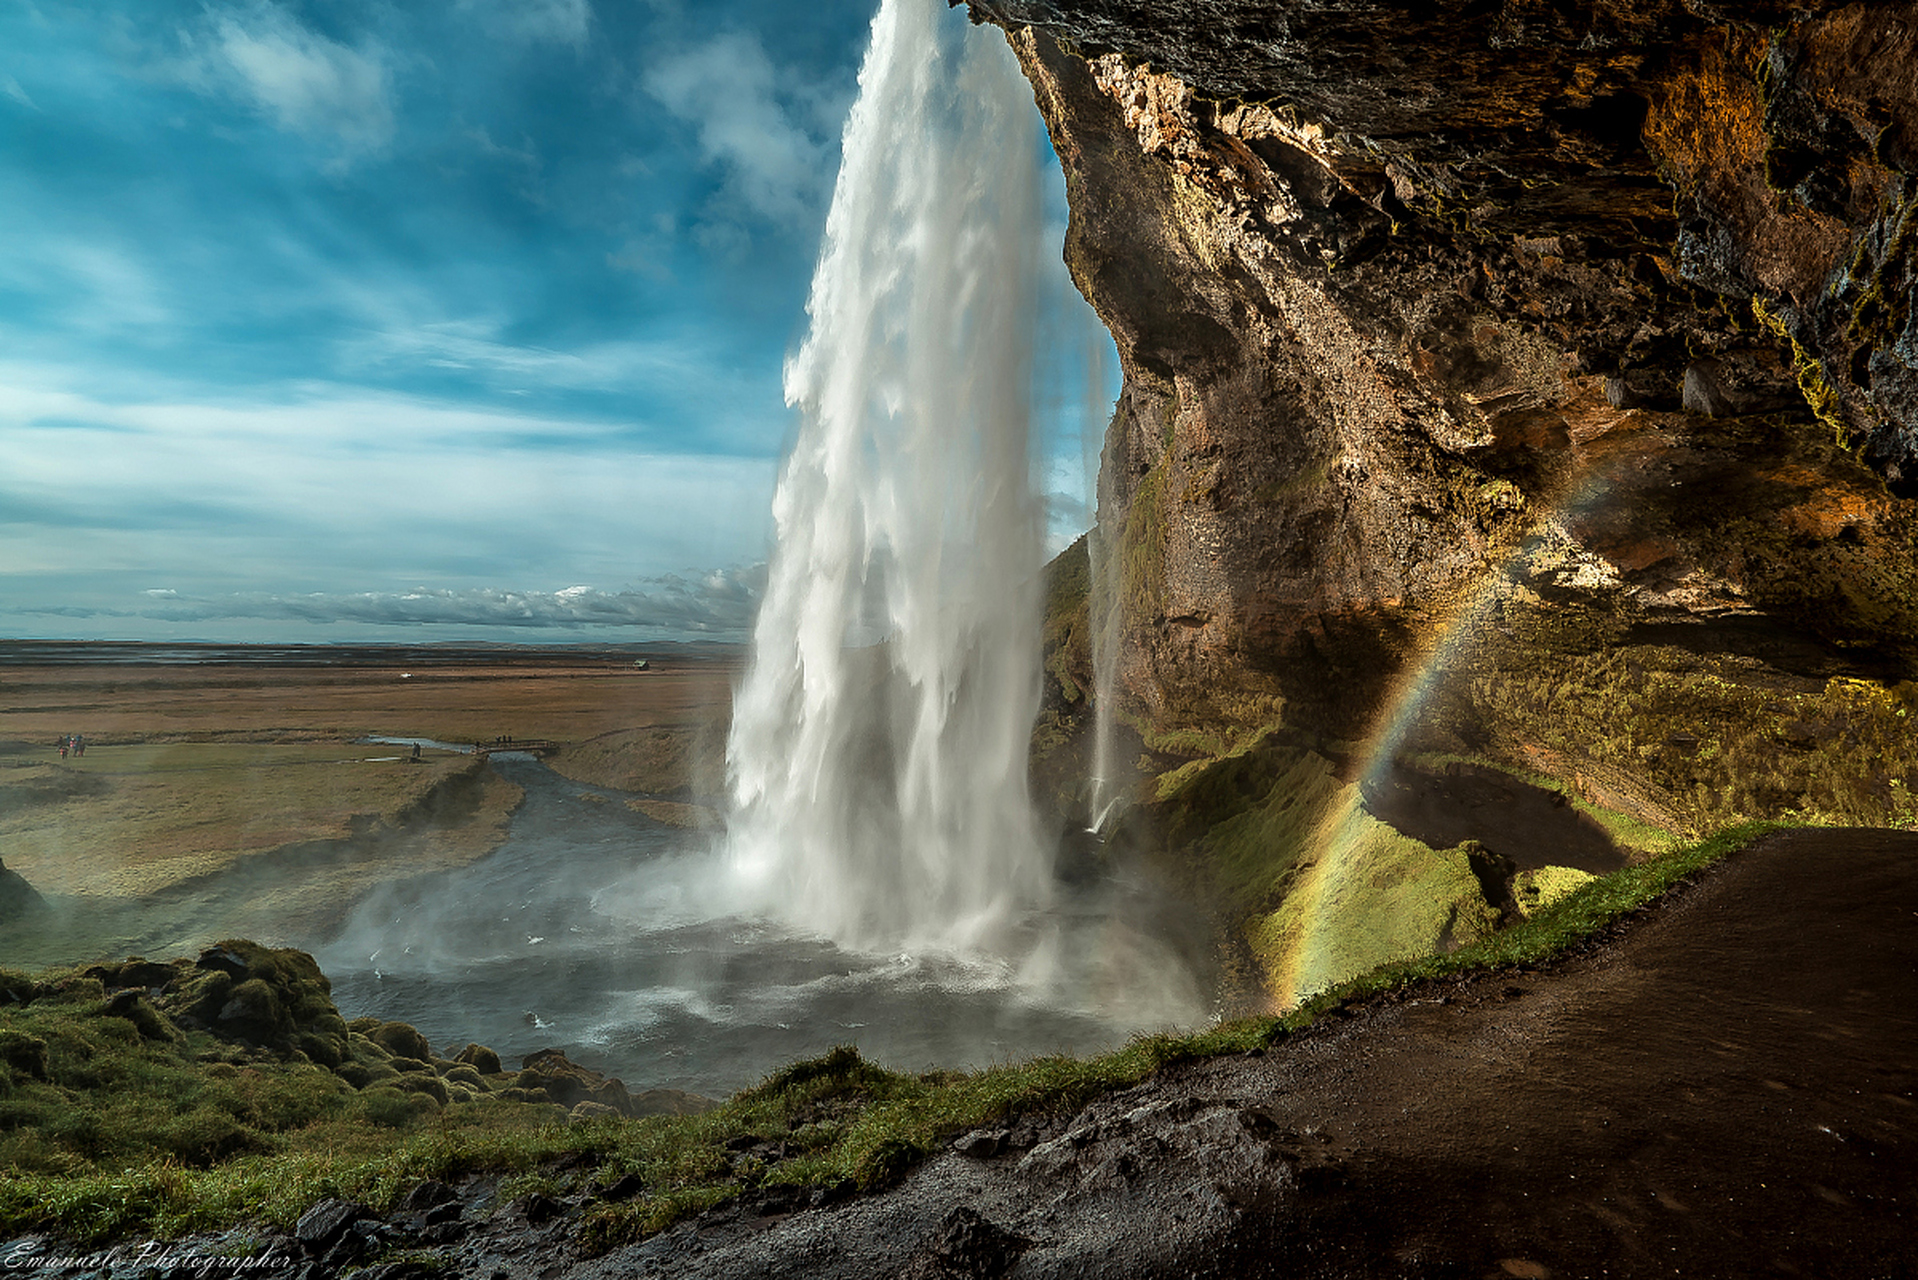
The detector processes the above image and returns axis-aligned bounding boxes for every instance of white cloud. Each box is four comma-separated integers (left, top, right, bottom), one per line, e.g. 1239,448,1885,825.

458,0,593,48
1,74,37,110
187,3,395,161
70,572,766,634
0,366,779,618
336,319,710,392
0,239,174,333
642,32,831,224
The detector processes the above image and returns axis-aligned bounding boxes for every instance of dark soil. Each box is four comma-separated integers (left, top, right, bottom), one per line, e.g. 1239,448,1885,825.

562,828,1916,1279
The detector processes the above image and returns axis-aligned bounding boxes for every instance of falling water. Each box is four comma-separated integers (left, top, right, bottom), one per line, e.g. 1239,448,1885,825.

725,0,1053,953
1086,513,1126,833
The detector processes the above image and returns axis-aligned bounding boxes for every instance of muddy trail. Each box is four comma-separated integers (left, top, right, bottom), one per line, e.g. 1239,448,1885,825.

512,827,1914,1279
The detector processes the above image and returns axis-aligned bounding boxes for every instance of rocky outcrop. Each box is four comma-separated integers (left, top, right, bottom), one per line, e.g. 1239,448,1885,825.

0,857,46,924
984,1,1918,1000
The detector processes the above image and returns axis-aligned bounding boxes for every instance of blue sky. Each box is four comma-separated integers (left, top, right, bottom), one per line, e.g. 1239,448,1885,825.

0,0,1110,644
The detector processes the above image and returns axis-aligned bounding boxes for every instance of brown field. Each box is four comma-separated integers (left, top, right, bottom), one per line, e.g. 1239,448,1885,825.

0,653,737,748
0,650,739,968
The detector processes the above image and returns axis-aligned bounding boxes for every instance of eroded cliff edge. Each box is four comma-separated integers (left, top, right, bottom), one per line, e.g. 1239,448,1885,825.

983,1,1918,1002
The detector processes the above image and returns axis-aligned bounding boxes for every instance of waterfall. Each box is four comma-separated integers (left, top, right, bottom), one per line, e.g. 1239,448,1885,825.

725,0,1053,953
1086,513,1125,833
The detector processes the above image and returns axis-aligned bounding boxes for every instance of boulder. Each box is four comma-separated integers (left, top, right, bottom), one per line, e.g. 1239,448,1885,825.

294,1198,366,1255
0,857,46,924
517,1048,638,1116
368,1021,432,1062
453,1041,502,1075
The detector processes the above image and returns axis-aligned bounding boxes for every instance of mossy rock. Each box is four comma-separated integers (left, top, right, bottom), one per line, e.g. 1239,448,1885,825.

1513,865,1598,917
337,1060,400,1090
162,942,350,1061
454,1042,503,1075
99,992,183,1044
369,1021,433,1062
296,1031,345,1068
0,968,42,1005
1245,795,1501,1005
443,1063,486,1090
390,1071,450,1106
215,979,293,1045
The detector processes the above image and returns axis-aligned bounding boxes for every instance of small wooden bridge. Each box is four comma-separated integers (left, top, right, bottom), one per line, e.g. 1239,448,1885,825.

472,738,559,759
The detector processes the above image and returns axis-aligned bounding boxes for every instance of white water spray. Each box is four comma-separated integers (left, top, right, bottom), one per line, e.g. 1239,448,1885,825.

725,0,1053,953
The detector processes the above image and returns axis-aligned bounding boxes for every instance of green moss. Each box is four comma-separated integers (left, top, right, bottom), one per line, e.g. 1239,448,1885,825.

1430,642,1918,834
1247,796,1498,1005
1512,866,1597,918
1752,296,1852,445
1846,189,1916,351
1167,744,1332,913
1040,535,1092,706
1120,467,1169,630
1253,458,1330,505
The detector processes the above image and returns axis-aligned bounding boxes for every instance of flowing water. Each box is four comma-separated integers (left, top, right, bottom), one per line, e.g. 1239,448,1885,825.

725,0,1052,953
316,755,1203,1095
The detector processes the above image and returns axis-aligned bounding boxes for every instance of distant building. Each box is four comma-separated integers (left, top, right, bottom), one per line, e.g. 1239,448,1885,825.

633,659,650,671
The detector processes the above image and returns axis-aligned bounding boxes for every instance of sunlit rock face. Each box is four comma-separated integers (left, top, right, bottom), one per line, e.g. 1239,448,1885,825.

973,0,1918,778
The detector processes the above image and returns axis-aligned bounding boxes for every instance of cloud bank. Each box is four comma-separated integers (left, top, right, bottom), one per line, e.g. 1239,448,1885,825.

33,572,766,636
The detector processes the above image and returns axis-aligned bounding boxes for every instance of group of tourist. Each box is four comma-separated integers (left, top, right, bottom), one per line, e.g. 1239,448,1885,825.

56,733,86,758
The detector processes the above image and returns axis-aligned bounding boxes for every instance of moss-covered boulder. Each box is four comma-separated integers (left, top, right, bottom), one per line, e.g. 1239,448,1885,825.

163,941,350,1061
454,1041,503,1075
1513,866,1599,919
368,1020,432,1062
517,1048,638,1116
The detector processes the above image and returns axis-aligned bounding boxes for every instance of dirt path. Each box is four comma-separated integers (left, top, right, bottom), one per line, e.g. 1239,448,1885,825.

545,828,1916,1280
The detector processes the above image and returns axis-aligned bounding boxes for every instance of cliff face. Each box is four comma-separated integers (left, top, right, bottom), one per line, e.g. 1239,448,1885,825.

986,1,1918,1001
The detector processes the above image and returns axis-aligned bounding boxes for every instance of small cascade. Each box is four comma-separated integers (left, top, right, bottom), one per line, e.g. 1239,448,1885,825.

1085,508,1125,835
725,0,1053,953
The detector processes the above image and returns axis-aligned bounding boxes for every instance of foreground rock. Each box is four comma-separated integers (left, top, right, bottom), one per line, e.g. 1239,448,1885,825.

553,828,1915,1278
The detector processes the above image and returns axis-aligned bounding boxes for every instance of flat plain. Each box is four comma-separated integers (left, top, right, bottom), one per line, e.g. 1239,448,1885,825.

0,645,738,967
